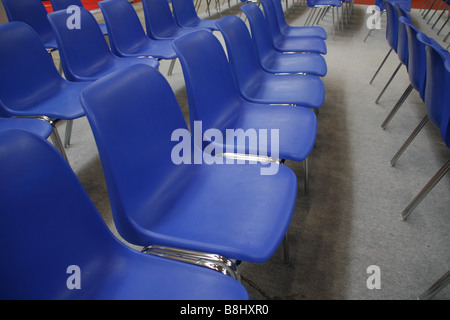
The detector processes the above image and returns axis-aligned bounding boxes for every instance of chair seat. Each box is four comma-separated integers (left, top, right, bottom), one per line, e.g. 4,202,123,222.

273,36,328,54
131,162,297,263
3,81,88,120
242,73,325,109
81,244,250,300
280,25,328,39
118,38,177,59
181,18,220,31
0,117,53,139
311,0,342,7
262,51,327,76
72,56,160,82
206,102,318,161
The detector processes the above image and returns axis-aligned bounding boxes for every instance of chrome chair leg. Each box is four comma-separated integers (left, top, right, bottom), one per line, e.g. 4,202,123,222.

401,157,450,220
370,48,393,84
48,119,69,163
375,62,402,104
64,119,73,148
420,0,433,13
167,58,176,76
390,115,429,167
437,14,450,35
423,0,438,19
304,157,310,195
283,230,290,266
381,84,414,129
418,269,450,300
431,5,448,29
427,0,444,24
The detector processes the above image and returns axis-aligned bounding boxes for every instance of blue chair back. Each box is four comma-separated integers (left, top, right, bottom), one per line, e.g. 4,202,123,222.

259,0,283,39
385,0,399,53
241,3,277,64
98,0,150,57
375,0,386,11
442,60,450,147
417,32,450,128
0,129,115,299
142,0,180,39
400,17,426,100
395,5,411,67
0,22,63,117
50,0,83,11
172,30,242,131
171,0,200,27
80,64,192,245
47,7,115,81
1,0,57,48
215,16,264,97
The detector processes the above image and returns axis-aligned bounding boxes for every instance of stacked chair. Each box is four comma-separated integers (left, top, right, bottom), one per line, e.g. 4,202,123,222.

0,0,329,299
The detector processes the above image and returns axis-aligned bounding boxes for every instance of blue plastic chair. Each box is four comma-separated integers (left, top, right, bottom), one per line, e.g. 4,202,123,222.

214,17,325,110
171,0,220,30
98,0,177,76
0,129,250,300
381,16,426,129
371,0,407,104
256,0,327,54
49,0,109,35
392,32,450,220
80,63,298,264
172,27,318,195
1,0,58,50
142,0,210,40
47,7,160,82
241,3,327,76
261,0,327,39
0,22,90,161
0,117,52,140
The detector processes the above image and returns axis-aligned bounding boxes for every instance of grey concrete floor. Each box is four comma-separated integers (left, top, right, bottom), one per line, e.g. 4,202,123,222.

52,1,450,300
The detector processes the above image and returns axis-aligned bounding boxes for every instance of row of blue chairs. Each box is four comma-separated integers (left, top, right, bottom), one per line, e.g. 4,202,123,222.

369,0,450,300
0,0,328,299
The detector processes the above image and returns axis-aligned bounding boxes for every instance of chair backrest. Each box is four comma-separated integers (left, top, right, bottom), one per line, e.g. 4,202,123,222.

269,0,289,30
385,0,399,52
395,5,411,67
400,17,426,100
259,0,283,39
241,3,275,63
417,32,450,128
47,7,114,81
98,0,149,57
172,30,243,131
80,64,194,245
375,0,386,11
50,0,83,11
0,129,116,299
441,60,450,147
1,0,57,48
215,15,264,96
142,0,179,39
171,0,200,27
0,22,64,117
